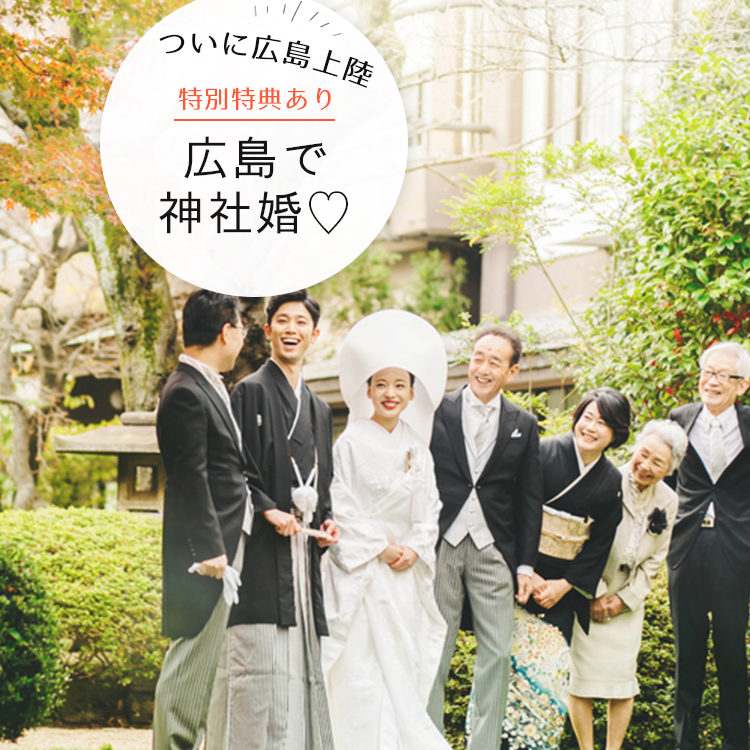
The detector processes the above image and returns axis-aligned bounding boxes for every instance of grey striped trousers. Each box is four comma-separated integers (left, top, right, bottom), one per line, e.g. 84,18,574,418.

152,537,245,750
427,537,514,750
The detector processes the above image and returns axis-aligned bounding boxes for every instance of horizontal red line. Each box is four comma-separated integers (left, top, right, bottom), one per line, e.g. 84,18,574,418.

174,118,336,122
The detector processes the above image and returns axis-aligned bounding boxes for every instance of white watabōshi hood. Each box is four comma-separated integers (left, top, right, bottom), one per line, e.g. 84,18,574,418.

339,310,448,445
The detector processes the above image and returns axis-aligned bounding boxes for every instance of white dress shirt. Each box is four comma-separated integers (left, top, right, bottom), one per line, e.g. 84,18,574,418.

443,388,533,577
443,387,499,550
690,405,742,479
689,404,742,522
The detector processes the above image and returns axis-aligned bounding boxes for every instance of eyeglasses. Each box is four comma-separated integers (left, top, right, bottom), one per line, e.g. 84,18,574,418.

230,322,249,340
700,368,745,383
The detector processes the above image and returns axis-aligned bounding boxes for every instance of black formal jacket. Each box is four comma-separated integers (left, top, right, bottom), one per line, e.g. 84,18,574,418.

667,402,750,575
229,360,334,635
430,388,543,576
536,433,623,600
157,363,248,639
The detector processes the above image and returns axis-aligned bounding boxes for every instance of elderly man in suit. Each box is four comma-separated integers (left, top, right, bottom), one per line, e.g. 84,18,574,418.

153,289,251,750
427,324,543,750
668,340,750,750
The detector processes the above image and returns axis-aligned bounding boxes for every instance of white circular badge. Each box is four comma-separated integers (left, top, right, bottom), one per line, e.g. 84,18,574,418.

100,0,407,295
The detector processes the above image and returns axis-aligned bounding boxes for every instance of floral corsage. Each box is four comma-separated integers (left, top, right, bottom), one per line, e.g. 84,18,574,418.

647,508,668,535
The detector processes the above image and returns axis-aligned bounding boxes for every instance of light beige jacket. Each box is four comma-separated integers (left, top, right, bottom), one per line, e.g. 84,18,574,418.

595,465,678,612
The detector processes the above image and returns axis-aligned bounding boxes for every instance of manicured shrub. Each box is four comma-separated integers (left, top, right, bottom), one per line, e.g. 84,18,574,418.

0,542,67,740
0,508,166,695
4,507,746,736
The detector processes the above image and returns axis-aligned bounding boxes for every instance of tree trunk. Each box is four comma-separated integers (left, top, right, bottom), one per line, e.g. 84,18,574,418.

0,261,43,509
7,404,36,509
225,297,268,387
79,215,177,411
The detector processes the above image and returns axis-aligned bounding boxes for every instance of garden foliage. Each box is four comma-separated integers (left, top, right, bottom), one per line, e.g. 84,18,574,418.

0,542,67,741
311,243,471,333
405,249,471,333
447,37,750,425
566,44,750,420
0,508,166,692
0,508,746,738
444,569,748,750
36,421,118,509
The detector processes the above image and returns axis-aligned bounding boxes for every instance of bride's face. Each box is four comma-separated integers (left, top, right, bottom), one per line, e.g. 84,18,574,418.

367,367,414,426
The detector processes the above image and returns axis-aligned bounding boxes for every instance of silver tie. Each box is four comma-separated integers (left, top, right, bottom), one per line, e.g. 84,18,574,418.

708,418,727,481
474,407,494,464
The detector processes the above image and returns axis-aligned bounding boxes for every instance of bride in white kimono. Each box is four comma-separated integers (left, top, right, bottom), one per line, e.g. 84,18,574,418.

321,310,451,750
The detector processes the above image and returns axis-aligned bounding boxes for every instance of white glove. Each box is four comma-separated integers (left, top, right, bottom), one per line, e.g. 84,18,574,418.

221,565,242,606
187,563,243,606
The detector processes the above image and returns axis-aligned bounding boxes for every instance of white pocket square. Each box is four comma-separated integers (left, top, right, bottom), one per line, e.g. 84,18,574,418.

510,428,522,438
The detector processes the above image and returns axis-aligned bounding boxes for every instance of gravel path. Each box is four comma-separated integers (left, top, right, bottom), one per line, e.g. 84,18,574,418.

0,728,152,750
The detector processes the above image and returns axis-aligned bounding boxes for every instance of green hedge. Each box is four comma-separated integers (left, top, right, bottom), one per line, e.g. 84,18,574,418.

0,542,67,740
444,568,749,750
2,507,746,739
0,508,166,723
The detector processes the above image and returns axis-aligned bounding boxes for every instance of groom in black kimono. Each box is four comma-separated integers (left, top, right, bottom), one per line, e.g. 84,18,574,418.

206,289,340,750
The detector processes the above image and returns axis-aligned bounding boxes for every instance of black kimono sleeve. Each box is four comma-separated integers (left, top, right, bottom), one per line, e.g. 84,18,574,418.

563,480,623,597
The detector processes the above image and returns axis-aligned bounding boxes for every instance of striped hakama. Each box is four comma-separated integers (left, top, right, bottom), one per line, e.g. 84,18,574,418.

206,531,333,750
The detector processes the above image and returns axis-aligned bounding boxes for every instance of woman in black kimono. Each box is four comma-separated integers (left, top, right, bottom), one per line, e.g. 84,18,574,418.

529,387,631,641
499,387,631,750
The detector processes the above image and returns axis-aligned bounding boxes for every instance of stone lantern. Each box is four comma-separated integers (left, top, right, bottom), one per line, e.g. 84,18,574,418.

53,411,164,513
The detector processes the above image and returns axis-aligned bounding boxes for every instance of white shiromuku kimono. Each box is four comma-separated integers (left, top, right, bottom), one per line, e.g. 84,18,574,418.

321,418,450,750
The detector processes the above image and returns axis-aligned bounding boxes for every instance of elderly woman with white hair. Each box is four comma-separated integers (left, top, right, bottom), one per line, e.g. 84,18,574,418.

568,419,689,750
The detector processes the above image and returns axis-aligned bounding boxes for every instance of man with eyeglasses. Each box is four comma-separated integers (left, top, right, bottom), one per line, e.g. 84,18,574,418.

153,289,252,750
667,341,750,750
